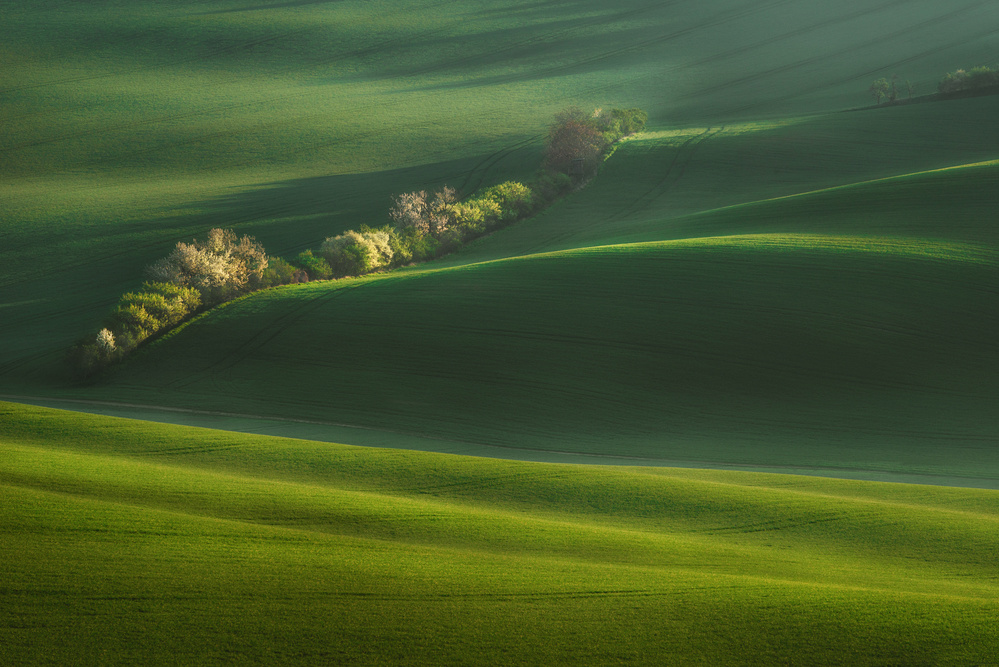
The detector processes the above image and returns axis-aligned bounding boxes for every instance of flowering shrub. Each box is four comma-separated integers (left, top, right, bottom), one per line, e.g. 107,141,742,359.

320,229,394,278
147,228,268,305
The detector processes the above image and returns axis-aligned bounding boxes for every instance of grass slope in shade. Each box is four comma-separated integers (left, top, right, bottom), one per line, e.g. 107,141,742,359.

86,233,999,481
3,0,999,390
2,402,999,665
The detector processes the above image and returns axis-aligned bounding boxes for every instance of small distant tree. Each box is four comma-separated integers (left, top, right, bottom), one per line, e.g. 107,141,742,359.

427,186,458,238
389,190,430,235
869,78,890,105
96,329,116,357
905,79,915,99
543,107,607,178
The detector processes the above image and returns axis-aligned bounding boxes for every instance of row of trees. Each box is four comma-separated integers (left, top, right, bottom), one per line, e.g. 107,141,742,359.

70,106,648,377
868,65,999,105
304,106,647,281
868,75,914,105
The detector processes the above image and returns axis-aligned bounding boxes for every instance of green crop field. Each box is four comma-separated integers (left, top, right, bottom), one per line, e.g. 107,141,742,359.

3,0,999,663
3,401,999,665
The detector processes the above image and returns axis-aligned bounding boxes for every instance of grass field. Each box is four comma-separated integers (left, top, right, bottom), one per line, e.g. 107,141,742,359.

68,228,996,484
4,1,999,663
3,0,999,391
3,401,999,665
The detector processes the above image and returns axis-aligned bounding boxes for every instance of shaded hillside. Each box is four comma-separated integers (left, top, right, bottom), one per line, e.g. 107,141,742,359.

4,0,999,389
80,231,999,481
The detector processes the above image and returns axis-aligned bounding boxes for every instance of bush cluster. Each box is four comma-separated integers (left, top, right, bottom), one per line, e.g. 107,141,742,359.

939,65,999,95
69,281,201,376
543,107,647,179
320,179,538,278
70,228,268,377
321,228,394,277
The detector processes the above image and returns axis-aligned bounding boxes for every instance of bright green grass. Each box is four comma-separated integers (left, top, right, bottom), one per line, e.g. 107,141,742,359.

2,401,998,665
65,230,998,482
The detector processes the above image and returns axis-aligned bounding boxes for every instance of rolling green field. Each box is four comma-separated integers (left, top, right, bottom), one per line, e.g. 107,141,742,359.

3,401,999,664
48,133,999,484
3,0,999,391
4,0,999,663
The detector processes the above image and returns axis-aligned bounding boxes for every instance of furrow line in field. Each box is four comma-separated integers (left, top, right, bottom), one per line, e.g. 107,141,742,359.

166,282,372,390
457,133,542,196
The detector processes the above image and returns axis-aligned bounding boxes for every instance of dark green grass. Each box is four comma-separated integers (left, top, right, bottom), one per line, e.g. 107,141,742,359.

4,0,999,390
74,231,999,481
2,401,999,665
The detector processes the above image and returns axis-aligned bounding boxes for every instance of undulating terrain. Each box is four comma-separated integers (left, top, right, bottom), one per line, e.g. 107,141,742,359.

2,0,998,663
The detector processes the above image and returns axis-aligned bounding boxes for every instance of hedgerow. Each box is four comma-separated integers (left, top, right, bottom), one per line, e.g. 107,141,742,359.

939,65,999,95
68,281,202,376
70,106,645,378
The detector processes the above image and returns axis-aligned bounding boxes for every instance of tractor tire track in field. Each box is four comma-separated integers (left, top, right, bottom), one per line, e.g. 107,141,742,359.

457,133,542,195
608,126,725,220
0,12,466,154
395,0,672,82
517,126,721,256
448,0,799,89
711,3,999,117
0,0,462,96
166,279,373,392
666,0,920,77
0,25,315,96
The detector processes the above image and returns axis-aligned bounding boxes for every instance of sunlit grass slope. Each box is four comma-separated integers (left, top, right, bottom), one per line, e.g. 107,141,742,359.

2,401,998,665
82,230,999,482
3,0,999,390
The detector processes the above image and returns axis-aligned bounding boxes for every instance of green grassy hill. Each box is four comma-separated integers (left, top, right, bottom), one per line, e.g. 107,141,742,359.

73,228,998,484
5,2,999,662
3,401,998,664
8,100,997,482
53,115,998,482
3,0,999,390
